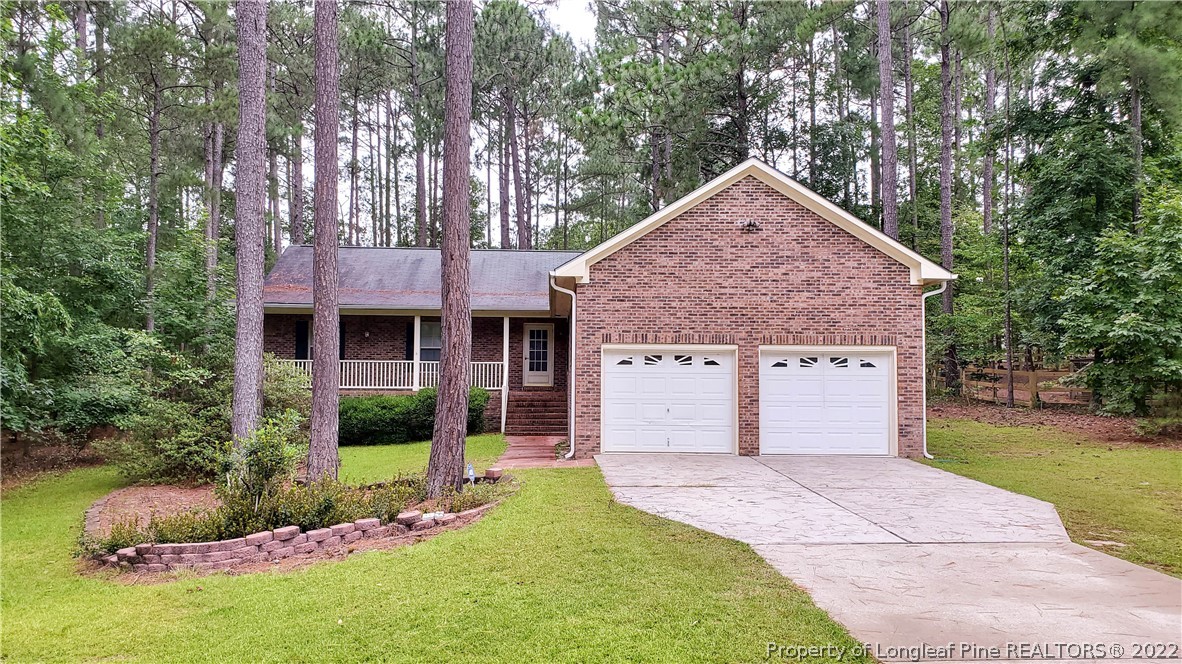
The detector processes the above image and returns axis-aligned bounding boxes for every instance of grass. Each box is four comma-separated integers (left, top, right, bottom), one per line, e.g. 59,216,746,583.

338,433,507,483
1,437,864,663
926,418,1182,577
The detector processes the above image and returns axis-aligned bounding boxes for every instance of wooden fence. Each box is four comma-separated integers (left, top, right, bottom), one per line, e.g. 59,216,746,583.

961,366,1092,407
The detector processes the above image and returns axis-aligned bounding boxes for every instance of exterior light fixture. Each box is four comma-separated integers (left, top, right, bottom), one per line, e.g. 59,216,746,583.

737,219,761,232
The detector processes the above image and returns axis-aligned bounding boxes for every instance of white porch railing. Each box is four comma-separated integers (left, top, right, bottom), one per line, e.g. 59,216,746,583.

275,359,502,391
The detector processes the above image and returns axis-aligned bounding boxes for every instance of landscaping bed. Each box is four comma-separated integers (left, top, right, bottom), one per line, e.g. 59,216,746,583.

83,470,514,575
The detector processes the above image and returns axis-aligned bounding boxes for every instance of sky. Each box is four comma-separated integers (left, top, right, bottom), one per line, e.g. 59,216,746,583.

543,1,598,48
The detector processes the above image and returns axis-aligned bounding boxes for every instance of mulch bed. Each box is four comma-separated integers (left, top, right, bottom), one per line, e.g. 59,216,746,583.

1,444,106,492
86,484,219,537
928,401,1179,447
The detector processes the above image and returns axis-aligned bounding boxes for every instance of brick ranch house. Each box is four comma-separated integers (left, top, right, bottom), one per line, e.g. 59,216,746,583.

263,159,955,460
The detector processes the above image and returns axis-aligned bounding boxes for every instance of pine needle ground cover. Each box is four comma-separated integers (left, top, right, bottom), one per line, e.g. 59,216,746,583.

1,438,864,663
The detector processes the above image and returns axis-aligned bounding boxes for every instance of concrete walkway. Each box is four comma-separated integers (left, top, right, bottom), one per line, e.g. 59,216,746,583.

597,454,1182,661
496,436,595,469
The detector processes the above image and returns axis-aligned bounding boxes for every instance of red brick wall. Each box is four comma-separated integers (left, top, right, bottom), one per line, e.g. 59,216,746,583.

264,314,507,363
572,176,925,459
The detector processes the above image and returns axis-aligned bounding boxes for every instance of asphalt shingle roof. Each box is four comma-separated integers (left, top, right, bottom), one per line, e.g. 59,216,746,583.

263,246,583,312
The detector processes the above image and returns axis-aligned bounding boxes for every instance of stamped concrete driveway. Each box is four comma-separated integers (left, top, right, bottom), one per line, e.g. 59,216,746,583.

597,454,1182,661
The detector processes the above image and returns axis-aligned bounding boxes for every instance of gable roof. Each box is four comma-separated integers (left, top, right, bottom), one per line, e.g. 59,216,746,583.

552,158,956,286
263,246,582,312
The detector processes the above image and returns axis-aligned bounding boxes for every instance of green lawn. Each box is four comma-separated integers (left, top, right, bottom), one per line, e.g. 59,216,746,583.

1,438,864,663
338,433,507,483
926,419,1182,577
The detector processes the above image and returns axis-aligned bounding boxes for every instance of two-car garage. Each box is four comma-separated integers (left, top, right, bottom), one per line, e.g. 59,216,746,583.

600,346,894,456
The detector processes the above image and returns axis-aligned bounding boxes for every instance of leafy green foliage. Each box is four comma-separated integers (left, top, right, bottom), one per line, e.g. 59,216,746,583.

1060,188,1182,414
96,355,311,483
338,388,490,446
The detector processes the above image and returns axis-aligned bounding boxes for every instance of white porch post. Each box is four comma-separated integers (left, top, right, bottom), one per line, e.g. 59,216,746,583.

501,316,510,433
412,314,421,391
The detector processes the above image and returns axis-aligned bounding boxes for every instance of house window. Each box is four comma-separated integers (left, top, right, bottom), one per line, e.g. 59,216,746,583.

420,321,442,361
294,320,310,360
339,321,346,360
860,359,877,368
643,354,663,366
528,328,549,372
771,359,789,368
703,357,720,366
615,356,634,366
674,355,693,366
829,356,849,368
799,356,819,368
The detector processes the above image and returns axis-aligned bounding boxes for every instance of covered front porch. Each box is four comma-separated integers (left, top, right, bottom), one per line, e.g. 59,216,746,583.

263,312,569,434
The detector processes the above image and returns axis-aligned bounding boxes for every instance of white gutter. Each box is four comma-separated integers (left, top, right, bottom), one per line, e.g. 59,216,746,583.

920,282,949,460
549,275,577,459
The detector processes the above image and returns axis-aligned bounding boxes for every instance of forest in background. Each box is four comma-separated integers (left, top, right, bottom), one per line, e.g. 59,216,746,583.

4,0,1181,448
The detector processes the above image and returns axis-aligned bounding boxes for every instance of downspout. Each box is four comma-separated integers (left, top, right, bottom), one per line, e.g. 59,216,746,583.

549,275,577,459
920,281,948,460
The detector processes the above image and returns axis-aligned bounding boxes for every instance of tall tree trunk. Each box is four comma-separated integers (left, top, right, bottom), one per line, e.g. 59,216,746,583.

807,34,817,183
309,0,341,480
349,91,359,244
145,81,161,333
290,129,305,243
877,0,898,240
427,0,474,499
231,0,268,443
383,93,393,246
1003,37,1015,407
269,147,281,253
953,50,963,203
74,1,86,52
938,0,957,389
507,96,528,249
412,10,427,248
207,119,224,302
982,6,996,235
904,20,918,247
368,105,380,246
1131,76,1142,227
499,103,511,248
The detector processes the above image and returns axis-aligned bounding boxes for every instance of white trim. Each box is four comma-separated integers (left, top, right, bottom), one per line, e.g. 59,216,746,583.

501,316,510,434
552,158,956,286
756,345,898,456
599,343,739,455
411,315,421,391
522,323,555,387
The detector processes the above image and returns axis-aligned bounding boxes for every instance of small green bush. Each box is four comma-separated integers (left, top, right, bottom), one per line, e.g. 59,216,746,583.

338,388,490,446
444,480,508,513
97,354,312,483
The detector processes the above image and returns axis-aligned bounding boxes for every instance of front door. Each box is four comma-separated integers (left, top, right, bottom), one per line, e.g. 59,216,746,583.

523,324,554,386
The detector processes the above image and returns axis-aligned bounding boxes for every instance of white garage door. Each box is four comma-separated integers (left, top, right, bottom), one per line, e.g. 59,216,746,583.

760,350,892,455
602,348,735,453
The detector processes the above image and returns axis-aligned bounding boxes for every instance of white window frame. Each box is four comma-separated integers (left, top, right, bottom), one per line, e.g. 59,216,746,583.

522,323,555,387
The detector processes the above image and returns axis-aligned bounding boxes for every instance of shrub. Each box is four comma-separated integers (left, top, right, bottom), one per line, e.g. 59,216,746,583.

443,480,508,513
338,387,490,446
217,410,306,507
81,475,431,556
97,354,311,483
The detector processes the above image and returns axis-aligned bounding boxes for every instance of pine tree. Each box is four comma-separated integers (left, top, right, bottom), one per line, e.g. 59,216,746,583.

308,0,341,480
427,0,474,498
